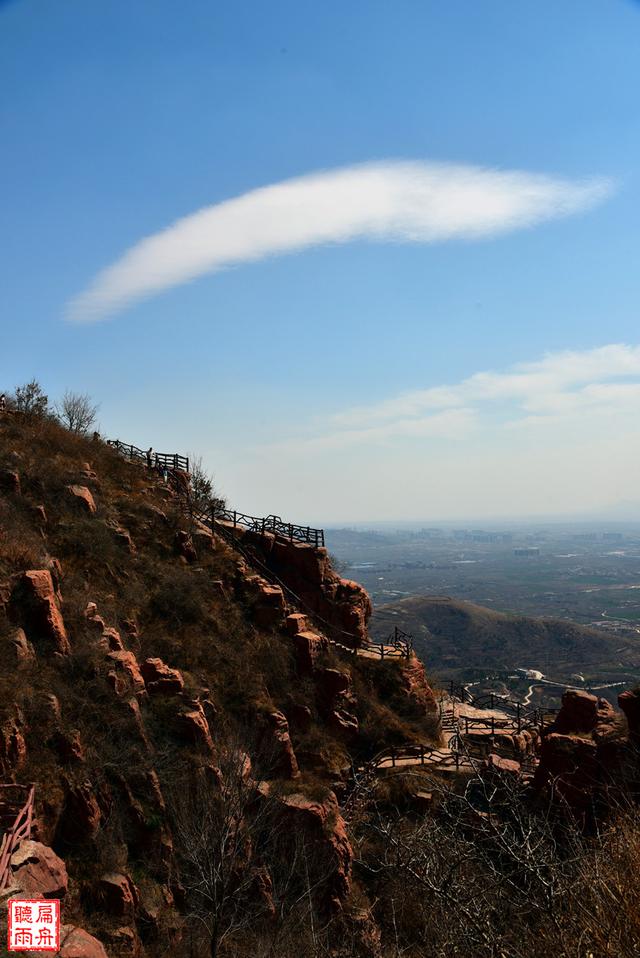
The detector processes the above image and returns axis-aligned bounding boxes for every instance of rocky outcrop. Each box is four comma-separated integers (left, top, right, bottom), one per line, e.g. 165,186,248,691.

398,653,438,718
233,531,371,648
11,569,70,655
107,650,146,697
294,630,329,675
316,668,359,740
9,840,68,898
96,871,138,918
57,925,109,958
261,711,299,779
141,657,184,695
66,484,97,514
533,689,627,822
174,530,197,563
275,789,352,911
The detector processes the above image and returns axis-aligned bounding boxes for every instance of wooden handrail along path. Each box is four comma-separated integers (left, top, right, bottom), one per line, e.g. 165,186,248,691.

107,437,414,662
448,682,559,734
0,784,35,891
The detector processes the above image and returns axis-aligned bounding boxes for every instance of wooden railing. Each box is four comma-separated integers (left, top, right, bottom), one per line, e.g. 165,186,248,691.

106,439,189,473
448,682,559,732
0,784,35,892
209,504,325,548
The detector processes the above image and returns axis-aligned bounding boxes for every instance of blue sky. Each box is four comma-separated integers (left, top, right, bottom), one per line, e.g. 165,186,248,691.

2,0,639,522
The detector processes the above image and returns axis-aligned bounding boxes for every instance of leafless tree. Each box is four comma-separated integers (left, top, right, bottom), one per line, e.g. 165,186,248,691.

187,453,225,513
56,389,99,434
167,741,334,958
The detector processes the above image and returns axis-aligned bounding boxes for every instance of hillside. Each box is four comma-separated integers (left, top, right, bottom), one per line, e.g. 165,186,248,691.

370,594,640,681
0,410,440,957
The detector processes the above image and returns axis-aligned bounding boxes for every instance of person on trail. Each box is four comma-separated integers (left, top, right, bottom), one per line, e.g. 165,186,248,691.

0,393,6,414
147,447,154,469
162,465,169,484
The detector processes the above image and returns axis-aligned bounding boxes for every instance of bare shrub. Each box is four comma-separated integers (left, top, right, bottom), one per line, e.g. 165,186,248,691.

56,389,99,434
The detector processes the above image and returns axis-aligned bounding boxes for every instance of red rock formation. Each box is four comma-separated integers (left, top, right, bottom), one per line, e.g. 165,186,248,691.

57,924,109,958
275,789,352,911
315,668,359,739
11,570,70,655
253,583,286,629
141,657,185,695
533,689,627,822
294,630,329,675
96,872,138,918
178,704,215,754
238,532,372,648
398,653,438,718
261,711,299,779
174,530,197,562
107,650,146,697
66,484,97,514
9,840,68,897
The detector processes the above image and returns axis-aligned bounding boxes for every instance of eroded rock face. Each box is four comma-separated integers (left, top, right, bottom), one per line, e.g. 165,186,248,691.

261,711,299,779
177,704,215,754
239,534,372,648
316,668,358,739
398,654,438,718
66,484,97,514
294,630,329,675
0,469,21,495
108,651,146,697
11,570,70,655
276,790,352,911
174,530,197,563
533,689,627,822
9,840,68,898
141,658,184,695
10,627,36,665
96,872,138,918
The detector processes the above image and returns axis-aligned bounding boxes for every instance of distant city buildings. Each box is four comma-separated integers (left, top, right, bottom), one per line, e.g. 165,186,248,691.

514,547,540,557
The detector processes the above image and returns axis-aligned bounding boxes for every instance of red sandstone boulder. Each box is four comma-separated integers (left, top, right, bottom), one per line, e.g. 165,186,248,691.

294,630,329,675
178,705,214,753
286,612,308,635
485,753,522,777
533,732,600,818
141,657,184,695
399,654,438,717
66,484,97,514
101,627,124,651
57,925,109,958
108,650,145,696
96,872,138,918
11,570,70,655
52,729,85,764
112,525,136,554
261,711,299,779
554,690,613,736
9,841,68,898
253,583,286,629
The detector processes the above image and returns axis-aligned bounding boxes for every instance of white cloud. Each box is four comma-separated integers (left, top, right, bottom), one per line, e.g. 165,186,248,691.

304,344,640,447
66,160,613,323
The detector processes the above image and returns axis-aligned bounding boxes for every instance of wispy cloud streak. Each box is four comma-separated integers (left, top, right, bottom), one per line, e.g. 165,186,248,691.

66,160,613,323
301,344,640,448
